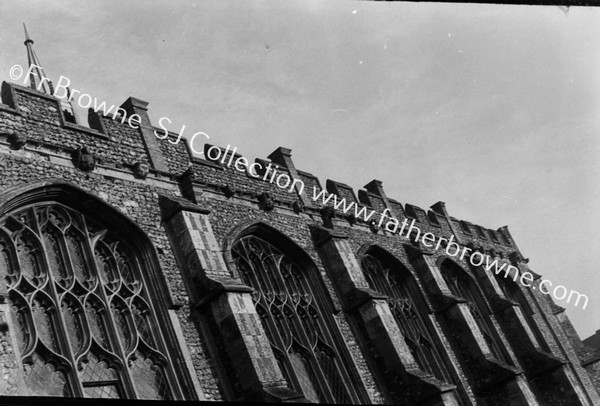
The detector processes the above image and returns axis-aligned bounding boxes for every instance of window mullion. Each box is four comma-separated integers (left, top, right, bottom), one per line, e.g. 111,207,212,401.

129,254,182,399
273,258,313,354
311,298,359,403
285,294,333,402
81,218,139,399
239,244,306,395
289,309,333,403
279,253,341,404
33,214,85,398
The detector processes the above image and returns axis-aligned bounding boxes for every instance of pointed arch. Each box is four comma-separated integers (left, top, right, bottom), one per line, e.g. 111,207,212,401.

226,221,366,404
0,180,192,400
223,220,318,280
357,244,454,383
1,181,159,259
438,258,509,364
493,269,551,353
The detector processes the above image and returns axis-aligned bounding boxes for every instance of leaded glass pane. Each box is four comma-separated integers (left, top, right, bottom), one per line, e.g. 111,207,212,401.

61,294,86,356
129,350,171,400
32,294,60,353
84,384,121,399
23,352,72,397
9,291,34,355
80,352,119,383
0,203,177,399
65,229,91,287
15,231,45,287
85,296,110,350
289,347,321,402
42,227,68,284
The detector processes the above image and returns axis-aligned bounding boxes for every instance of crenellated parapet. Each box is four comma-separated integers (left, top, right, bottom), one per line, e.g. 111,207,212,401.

0,79,519,261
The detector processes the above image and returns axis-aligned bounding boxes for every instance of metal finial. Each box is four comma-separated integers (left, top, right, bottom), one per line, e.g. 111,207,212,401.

23,22,33,44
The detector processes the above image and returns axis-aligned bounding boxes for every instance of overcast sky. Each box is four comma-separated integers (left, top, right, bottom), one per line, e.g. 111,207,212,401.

1,0,599,338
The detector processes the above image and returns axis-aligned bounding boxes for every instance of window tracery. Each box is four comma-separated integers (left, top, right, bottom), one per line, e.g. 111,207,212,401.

0,203,177,399
440,260,509,364
361,251,452,383
231,234,360,404
495,275,550,353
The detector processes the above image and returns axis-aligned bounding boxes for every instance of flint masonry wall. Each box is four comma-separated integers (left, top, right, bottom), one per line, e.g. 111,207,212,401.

0,83,222,401
0,80,599,405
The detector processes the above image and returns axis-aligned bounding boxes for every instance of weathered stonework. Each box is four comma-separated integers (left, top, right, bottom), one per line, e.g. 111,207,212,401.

0,78,599,405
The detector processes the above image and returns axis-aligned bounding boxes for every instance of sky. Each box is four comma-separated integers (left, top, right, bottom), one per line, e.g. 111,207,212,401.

0,0,599,338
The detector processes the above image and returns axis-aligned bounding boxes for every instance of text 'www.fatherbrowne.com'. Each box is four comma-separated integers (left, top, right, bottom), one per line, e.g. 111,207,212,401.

206,143,589,311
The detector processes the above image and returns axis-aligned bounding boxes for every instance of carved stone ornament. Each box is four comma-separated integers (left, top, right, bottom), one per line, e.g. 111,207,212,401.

368,220,379,234
292,199,305,214
178,165,195,183
509,251,529,265
74,146,96,172
347,214,357,226
222,185,235,198
7,130,27,150
133,161,150,179
258,192,275,212
320,206,335,229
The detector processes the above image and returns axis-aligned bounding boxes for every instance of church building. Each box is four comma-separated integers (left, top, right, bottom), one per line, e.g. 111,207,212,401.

0,28,599,405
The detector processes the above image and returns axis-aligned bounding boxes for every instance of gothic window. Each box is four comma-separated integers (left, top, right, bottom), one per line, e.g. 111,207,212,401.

440,260,510,365
0,203,178,399
360,250,452,383
495,275,550,353
231,234,361,404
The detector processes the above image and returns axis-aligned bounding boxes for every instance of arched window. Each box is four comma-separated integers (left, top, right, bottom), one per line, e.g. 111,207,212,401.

495,275,550,353
0,203,178,399
360,249,452,383
231,233,362,404
439,260,509,364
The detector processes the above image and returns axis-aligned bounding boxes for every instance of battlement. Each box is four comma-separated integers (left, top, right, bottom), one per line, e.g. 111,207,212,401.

0,80,518,256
